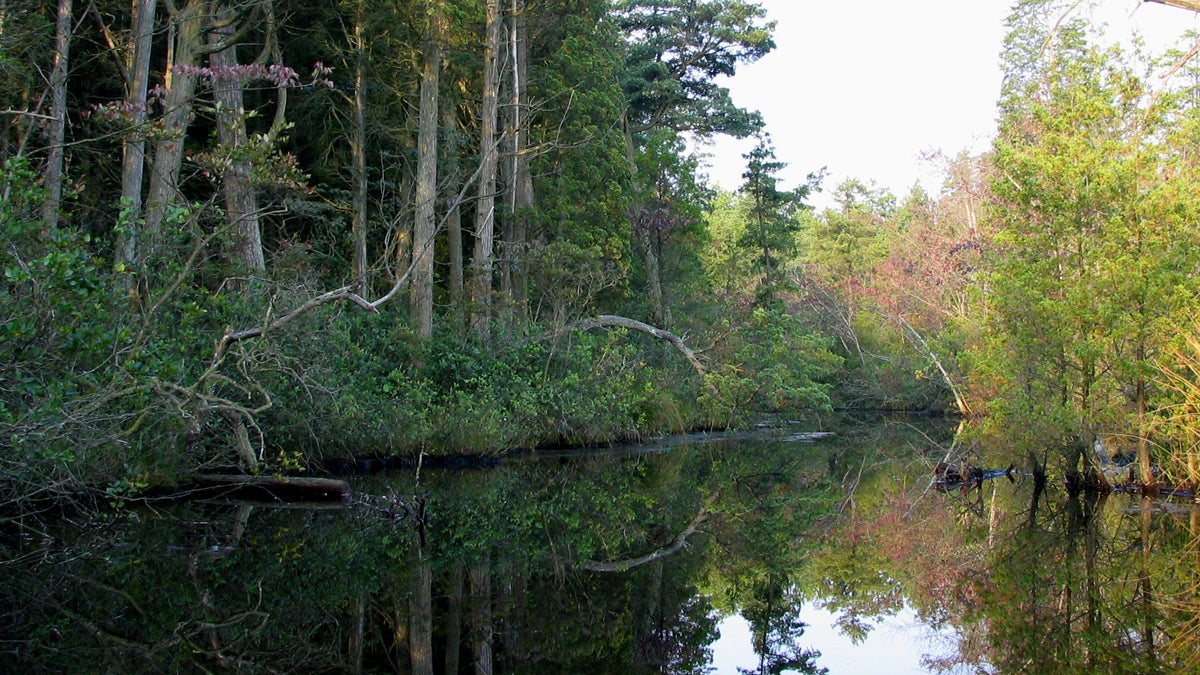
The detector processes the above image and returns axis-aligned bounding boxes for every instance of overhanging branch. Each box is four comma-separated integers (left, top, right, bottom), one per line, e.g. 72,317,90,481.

551,314,719,397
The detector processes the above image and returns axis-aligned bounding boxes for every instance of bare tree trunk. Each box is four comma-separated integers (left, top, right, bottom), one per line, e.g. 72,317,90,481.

636,227,666,324
409,560,434,675
469,0,501,338
40,0,72,233
350,0,369,295
411,7,440,338
209,3,264,274
1136,366,1153,486
444,564,464,675
144,0,207,263
500,0,532,317
115,0,156,277
469,556,493,675
443,81,464,323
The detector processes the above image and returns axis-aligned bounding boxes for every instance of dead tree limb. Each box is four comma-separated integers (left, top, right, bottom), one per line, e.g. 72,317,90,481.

895,315,971,416
210,136,502,364
552,315,719,397
580,499,712,572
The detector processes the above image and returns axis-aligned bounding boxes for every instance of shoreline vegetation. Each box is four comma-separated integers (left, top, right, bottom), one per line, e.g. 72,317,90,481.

8,0,1200,516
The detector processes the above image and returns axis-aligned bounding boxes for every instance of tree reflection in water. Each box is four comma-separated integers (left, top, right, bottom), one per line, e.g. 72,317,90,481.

5,418,1200,673
802,432,1200,675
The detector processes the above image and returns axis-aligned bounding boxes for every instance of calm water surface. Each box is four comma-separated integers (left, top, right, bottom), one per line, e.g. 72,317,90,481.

3,416,1198,673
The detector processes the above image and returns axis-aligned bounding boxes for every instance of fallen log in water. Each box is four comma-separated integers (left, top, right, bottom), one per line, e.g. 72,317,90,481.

189,474,351,504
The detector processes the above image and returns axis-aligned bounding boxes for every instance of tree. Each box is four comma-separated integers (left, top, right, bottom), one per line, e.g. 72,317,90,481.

411,2,443,338
114,0,157,278
701,190,755,302
469,0,502,337
500,0,534,313
522,1,630,323
616,0,773,323
616,0,774,139
802,178,892,317
628,129,711,324
39,0,72,233
737,134,817,306
208,0,267,274
142,0,210,265
982,2,1200,480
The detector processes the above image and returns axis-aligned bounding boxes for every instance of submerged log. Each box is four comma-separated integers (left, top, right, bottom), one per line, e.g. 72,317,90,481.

190,474,351,504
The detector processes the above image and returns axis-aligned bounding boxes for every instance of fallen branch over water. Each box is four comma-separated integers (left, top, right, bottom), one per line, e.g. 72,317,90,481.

190,474,351,503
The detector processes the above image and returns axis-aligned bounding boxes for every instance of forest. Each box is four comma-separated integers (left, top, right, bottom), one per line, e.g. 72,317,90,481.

4,0,1200,510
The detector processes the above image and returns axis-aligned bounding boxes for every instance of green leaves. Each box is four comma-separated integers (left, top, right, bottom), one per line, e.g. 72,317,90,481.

617,0,775,138
978,2,1200,452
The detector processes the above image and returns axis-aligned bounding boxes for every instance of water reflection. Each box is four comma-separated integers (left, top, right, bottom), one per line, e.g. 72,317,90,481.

713,604,962,675
3,417,1199,673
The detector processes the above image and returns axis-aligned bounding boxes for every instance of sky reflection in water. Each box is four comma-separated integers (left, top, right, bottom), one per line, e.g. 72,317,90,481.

711,603,965,675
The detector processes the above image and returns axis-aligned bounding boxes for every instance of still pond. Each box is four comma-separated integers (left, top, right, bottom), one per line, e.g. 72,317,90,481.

3,415,1198,673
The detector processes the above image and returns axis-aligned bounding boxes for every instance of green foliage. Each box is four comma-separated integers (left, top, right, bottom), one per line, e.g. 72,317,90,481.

0,0,929,506
528,4,631,281
255,312,707,458
701,190,755,302
1,159,131,488
617,0,774,138
701,308,840,427
980,10,1200,455
737,135,821,305
801,179,892,291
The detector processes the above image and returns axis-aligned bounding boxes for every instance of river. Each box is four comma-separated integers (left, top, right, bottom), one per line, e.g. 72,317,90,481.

2,415,1197,673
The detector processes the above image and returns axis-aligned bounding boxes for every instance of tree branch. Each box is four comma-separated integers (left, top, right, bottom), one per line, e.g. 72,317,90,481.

549,314,719,397
581,498,712,572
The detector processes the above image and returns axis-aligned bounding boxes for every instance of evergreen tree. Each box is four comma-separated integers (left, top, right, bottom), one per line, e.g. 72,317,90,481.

737,134,817,306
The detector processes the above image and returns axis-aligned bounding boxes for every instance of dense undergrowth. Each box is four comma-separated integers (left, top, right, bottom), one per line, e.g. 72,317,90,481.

1,160,865,509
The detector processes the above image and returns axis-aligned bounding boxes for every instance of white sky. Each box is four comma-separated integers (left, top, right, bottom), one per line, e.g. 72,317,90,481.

698,0,1200,210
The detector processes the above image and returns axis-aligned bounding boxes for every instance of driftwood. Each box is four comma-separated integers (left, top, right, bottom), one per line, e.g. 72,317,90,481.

190,474,351,503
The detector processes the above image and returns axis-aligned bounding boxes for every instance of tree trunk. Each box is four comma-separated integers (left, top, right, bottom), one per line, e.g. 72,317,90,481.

501,0,532,316
348,594,365,675
144,0,207,264
409,560,434,675
470,0,501,338
444,564,465,675
443,79,464,325
115,0,156,277
636,227,666,324
411,8,440,338
350,0,369,295
469,556,493,675
40,0,72,234
209,3,264,274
